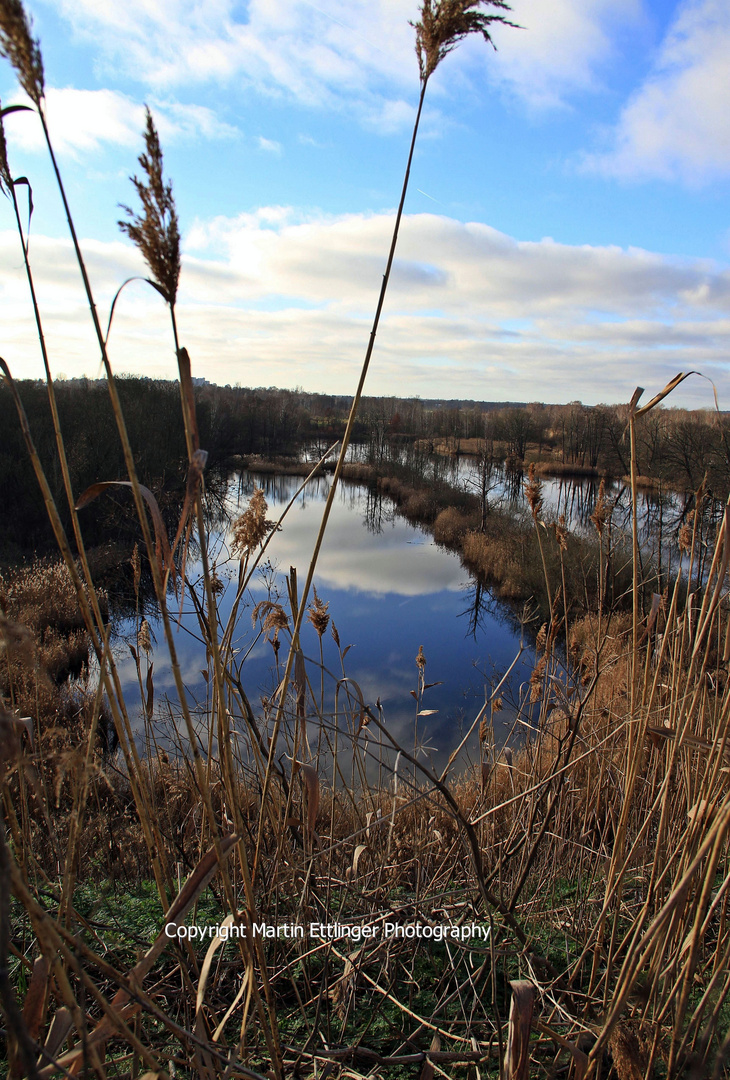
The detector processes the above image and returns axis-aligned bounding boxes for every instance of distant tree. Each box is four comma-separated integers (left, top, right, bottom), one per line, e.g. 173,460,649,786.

497,407,533,460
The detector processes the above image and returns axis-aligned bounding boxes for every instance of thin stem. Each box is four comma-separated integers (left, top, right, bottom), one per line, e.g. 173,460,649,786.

630,412,639,714
254,77,429,875
33,107,288,1070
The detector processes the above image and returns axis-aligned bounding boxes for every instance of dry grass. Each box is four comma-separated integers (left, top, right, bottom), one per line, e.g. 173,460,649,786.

462,528,527,597
0,558,109,711
4,504,730,1079
1,396,720,1080
532,460,600,478
432,505,479,545
622,472,662,490
340,462,376,481
1,557,106,635
2,6,730,1078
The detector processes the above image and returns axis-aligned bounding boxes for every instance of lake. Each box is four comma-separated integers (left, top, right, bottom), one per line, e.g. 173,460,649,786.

114,469,537,772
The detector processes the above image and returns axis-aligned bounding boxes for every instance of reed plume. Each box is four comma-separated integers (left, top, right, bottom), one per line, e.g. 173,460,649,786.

553,512,568,552
119,108,203,465
524,462,543,521
119,107,181,307
590,478,607,537
307,587,330,638
253,601,289,638
137,619,152,654
258,0,518,833
232,488,273,556
0,0,43,106
0,101,11,193
678,512,693,554
413,0,518,83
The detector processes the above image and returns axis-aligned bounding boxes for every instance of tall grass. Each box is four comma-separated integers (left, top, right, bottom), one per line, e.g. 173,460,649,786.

2,3,730,1079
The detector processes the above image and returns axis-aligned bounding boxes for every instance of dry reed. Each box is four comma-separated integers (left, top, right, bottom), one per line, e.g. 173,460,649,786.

3,4,730,1079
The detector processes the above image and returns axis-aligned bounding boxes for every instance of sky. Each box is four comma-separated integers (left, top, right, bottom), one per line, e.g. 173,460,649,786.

1,0,730,407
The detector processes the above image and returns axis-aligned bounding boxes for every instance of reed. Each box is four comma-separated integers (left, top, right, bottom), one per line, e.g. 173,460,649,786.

3,3,730,1079
254,2,519,872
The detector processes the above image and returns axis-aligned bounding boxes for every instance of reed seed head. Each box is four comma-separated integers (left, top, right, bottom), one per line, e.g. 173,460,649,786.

412,0,517,83
137,618,152,654
130,543,141,596
307,587,330,639
0,100,11,195
118,107,181,306
678,511,694,554
0,0,44,106
252,600,289,639
416,644,426,670
232,488,273,556
591,479,607,538
331,620,341,649
524,463,543,521
553,514,568,553
529,654,547,703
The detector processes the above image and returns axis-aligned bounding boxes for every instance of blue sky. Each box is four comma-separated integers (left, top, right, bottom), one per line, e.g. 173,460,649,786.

1,0,729,407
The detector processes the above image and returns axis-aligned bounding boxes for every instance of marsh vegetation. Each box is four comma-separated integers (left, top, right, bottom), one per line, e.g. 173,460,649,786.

1,3,730,1080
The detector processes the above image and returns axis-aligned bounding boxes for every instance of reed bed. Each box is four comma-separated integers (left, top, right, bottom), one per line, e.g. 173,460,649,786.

1,2,730,1079
531,462,601,479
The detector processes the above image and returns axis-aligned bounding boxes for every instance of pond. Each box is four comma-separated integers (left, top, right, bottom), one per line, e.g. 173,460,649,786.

114,470,537,772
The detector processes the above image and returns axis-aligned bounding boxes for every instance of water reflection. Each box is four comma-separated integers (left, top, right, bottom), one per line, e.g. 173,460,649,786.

115,471,535,771
440,455,723,584
115,459,715,774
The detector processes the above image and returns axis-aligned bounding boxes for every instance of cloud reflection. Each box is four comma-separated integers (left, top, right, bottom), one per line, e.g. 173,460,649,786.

242,474,467,598
114,473,530,767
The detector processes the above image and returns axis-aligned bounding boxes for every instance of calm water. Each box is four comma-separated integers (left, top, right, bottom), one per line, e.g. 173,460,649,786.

114,471,535,769
439,456,694,539
405,451,712,578
316,441,704,548
111,457,717,771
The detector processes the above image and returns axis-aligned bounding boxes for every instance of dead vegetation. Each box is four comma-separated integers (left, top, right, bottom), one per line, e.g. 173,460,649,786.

1,3,730,1079
3,435,730,1080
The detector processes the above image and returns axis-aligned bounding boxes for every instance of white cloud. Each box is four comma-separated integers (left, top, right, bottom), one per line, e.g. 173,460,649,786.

297,133,326,148
40,0,641,124
584,0,730,183
153,101,239,143
483,0,641,110
3,87,238,157
186,209,727,318
2,211,729,408
45,0,419,107
245,492,465,597
5,88,144,155
256,136,282,155
362,98,417,135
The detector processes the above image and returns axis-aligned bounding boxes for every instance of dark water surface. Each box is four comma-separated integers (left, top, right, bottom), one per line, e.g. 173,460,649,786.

114,471,535,768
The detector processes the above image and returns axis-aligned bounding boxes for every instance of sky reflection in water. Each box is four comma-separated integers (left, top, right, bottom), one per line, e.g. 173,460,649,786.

117,471,533,769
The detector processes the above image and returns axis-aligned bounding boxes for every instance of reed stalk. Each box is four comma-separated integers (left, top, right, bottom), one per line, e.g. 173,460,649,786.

255,0,517,876
5,4,730,1077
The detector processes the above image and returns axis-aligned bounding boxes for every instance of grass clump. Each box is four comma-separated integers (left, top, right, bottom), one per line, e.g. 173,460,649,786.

462,526,525,597
432,505,479,544
0,558,110,713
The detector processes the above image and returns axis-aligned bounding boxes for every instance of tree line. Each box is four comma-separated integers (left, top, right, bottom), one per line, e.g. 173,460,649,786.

358,396,730,495
3,376,728,559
